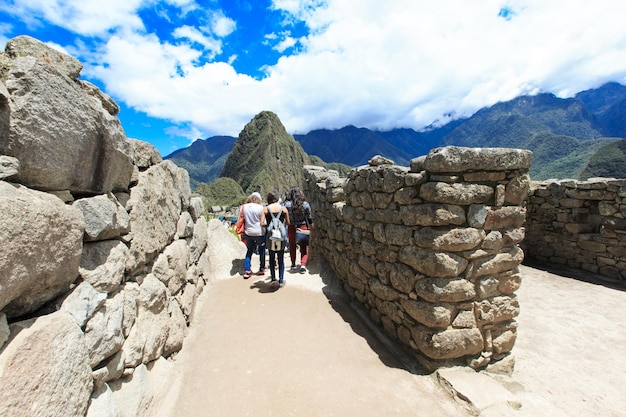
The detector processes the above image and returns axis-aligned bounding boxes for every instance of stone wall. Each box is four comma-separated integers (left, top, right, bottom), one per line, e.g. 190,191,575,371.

303,147,532,371
524,178,626,281
0,35,244,417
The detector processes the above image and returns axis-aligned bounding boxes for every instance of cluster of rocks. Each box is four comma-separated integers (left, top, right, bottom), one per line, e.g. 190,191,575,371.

303,147,532,371
524,178,626,281
0,36,238,417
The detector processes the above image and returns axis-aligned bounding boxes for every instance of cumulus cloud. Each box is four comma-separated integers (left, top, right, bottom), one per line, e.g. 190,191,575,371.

4,0,626,143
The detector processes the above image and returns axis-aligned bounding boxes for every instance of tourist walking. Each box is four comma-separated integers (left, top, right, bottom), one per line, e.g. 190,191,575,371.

239,192,266,279
285,187,314,273
261,190,290,287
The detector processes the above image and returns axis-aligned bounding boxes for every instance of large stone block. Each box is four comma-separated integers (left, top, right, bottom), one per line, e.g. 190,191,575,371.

0,182,84,317
126,161,190,275
424,146,532,173
2,38,133,194
399,246,468,278
412,327,484,360
0,312,93,417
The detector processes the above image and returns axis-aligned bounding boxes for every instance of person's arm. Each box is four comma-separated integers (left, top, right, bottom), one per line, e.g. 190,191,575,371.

260,207,267,227
283,206,290,226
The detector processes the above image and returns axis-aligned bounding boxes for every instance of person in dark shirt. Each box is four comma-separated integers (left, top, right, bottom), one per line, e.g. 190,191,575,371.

285,187,314,273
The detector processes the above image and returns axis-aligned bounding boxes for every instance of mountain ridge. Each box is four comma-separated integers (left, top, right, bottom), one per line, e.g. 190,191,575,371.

165,82,626,189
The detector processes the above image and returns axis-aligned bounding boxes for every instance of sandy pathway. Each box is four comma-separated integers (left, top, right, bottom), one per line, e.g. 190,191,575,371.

156,260,469,417
155,258,626,417
505,264,626,417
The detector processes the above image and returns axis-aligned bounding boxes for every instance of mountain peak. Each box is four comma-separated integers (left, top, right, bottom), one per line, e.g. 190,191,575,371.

219,111,311,197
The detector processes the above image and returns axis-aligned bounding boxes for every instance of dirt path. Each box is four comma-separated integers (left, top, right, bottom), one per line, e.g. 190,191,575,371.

502,264,626,417
155,258,626,417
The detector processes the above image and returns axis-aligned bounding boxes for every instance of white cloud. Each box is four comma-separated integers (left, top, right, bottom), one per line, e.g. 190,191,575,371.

211,13,236,37
172,25,223,57
58,0,626,140
7,0,146,35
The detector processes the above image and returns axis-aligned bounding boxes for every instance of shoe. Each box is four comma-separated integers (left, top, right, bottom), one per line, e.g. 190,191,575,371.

257,269,265,276
290,265,297,271
243,270,252,279
300,266,307,274
279,280,285,287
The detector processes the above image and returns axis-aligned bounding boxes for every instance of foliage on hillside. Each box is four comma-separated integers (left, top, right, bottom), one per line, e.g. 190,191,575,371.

165,136,236,189
219,111,312,196
195,177,245,209
526,134,619,179
580,139,626,179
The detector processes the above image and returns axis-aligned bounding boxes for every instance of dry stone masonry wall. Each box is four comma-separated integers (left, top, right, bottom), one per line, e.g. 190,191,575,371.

524,178,626,281
0,35,244,417
303,147,532,371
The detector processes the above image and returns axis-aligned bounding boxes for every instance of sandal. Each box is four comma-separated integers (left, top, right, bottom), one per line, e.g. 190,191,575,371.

243,270,252,279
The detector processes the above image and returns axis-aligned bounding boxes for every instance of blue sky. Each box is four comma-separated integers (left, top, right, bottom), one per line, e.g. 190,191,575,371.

2,1,626,157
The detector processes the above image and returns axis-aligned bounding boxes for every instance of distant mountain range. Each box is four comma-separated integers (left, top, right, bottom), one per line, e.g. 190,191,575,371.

166,81,626,189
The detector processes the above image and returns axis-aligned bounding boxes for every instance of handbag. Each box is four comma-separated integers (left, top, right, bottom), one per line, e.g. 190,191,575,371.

235,205,245,235
295,224,310,245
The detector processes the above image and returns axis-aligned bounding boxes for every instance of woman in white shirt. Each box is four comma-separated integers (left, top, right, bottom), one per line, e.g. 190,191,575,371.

239,192,266,278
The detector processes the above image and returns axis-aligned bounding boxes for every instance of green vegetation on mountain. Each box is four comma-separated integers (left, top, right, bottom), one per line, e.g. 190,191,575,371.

580,139,626,179
219,111,312,197
195,177,245,209
526,133,619,179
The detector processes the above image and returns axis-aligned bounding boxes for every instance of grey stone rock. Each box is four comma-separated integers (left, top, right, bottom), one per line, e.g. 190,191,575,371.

0,155,19,179
61,281,108,327
177,211,195,238
80,240,129,293
188,196,205,221
163,299,186,357
74,193,131,241
0,312,93,417
126,161,190,274
5,35,83,79
121,275,169,367
424,146,532,173
401,299,454,329
84,292,125,368
189,217,208,264
420,182,494,205
3,52,133,194
400,204,466,226
151,240,190,295
79,80,119,116
475,296,520,325
414,227,485,251
415,277,477,302
0,182,84,317
0,313,8,349
368,155,394,166
127,138,162,170
413,327,483,360
109,358,173,417
86,382,120,417
399,246,468,278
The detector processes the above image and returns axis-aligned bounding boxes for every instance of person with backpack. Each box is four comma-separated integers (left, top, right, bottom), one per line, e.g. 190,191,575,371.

261,190,290,287
285,187,314,273
240,192,266,279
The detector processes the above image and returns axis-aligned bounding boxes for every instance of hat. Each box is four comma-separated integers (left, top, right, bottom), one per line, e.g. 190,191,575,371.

251,192,262,200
